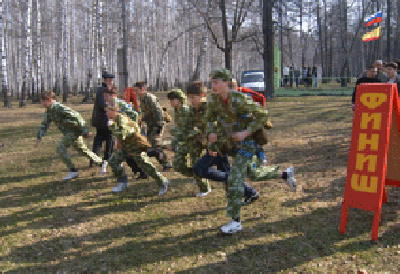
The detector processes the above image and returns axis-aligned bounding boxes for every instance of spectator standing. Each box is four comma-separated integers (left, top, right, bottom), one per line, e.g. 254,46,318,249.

385,62,400,92
283,66,290,87
90,72,115,173
360,60,388,82
352,66,382,111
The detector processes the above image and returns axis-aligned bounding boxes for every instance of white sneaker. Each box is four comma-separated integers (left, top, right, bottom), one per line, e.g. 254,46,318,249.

159,180,169,196
221,220,242,234
285,166,297,192
62,171,79,181
197,188,212,197
112,182,129,193
100,160,108,175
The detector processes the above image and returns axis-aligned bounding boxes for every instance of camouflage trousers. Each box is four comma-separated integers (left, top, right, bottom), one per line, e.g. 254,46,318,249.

108,149,166,187
227,141,280,219
147,125,170,166
56,133,102,170
147,125,163,147
247,155,281,181
173,142,210,192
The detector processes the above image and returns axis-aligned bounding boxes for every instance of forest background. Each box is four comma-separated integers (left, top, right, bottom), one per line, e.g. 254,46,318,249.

1,0,400,105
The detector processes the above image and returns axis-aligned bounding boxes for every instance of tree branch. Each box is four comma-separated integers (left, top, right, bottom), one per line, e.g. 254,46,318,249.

205,18,225,52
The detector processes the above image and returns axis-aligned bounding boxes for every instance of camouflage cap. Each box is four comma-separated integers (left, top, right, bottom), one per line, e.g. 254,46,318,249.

167,88,187,104
210,68,233,82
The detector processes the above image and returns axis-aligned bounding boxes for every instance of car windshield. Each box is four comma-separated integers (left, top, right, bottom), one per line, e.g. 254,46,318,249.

242,74,264,83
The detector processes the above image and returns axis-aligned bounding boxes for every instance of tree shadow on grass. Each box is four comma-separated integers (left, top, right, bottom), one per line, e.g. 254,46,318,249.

280,177,346,208
0,171,57,186
272,138,349,173
0,178,197,239
0,176,105,208
3,204,397,273
0,124,47,139
179,207,398,273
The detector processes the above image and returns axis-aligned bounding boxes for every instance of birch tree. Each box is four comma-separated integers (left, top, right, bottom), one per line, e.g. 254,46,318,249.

19,0,32,107
2,0,12,107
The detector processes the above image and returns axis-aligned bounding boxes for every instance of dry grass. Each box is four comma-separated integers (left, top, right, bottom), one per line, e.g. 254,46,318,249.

1,95,399,273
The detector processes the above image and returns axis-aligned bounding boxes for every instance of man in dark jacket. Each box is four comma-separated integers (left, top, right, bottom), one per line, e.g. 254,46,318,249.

90,72,115,172
352,66,382,111
385,62,400,89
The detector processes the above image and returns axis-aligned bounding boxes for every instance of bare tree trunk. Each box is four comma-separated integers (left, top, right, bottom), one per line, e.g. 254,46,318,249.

20,0,31,107
192,27,209,82
36,0,43,101
92,0,99,98
263,0,274,98
299,0,304,69
30,0,37,103
70,2,76,96
99,0,106,73
317,0,324,79
279,0,283,86
2,0,11,107
339,0,349,87
121,0,128,96
83,2,93,103
397,0,400,60
386,0,391,62
62,0,69,103
219,0,230,70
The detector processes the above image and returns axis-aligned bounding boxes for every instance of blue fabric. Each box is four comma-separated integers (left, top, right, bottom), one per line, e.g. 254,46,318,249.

193,151,257,198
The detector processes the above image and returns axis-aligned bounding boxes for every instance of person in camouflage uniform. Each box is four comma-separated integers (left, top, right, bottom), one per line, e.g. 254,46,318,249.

204,68,297,234
135,81,172,172
34,91,103,180
102,85,148,178
104,97,169,194
168,83,211,196
166,88,191,152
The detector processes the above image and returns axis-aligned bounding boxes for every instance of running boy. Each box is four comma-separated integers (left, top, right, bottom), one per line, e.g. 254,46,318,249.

169,83,211,196
34,91,103,180
204,68,296,234
104,100,169,194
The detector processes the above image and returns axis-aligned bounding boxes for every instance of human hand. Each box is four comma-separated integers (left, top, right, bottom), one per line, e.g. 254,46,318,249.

232,130,250,142
208,133,217,143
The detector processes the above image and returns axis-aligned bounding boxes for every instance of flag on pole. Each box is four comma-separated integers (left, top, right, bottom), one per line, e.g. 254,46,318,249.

362,27,381,42
364,11,382,26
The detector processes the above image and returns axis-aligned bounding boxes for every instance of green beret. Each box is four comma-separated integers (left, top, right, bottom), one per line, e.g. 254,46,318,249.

167,88,187,104
210,68,233,82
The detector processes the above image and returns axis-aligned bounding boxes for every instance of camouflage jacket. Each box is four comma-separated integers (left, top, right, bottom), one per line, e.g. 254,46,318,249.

139,92,164,127
170,105,191,150
37,101,89,140
205,91,270,152
107,113,139,142
185,101,208,145
107,112,152,154
114,97,139,122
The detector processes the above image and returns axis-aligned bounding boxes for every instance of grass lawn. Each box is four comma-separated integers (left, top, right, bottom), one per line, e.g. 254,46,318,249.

1,95,399,273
